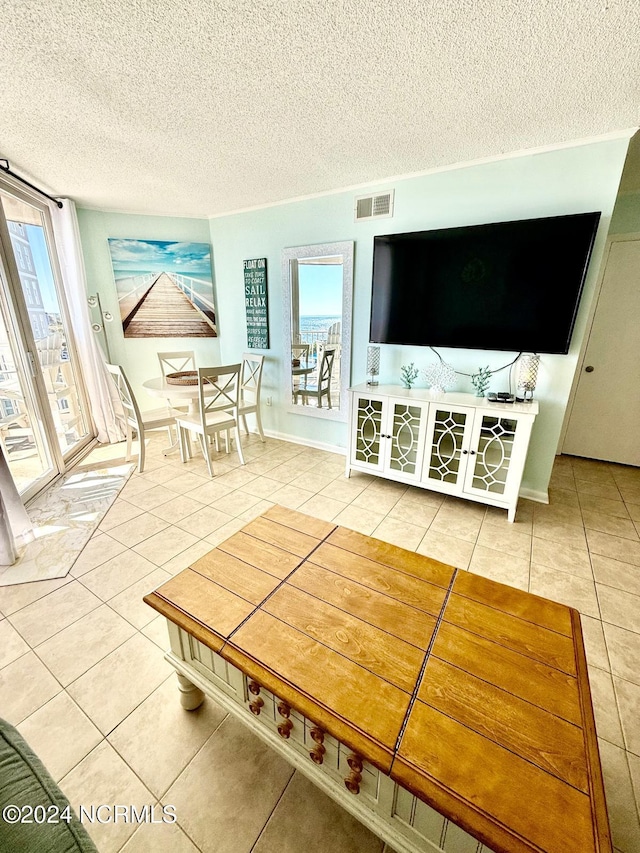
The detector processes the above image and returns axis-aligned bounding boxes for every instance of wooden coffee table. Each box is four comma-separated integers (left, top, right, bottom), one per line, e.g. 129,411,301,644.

144,505,611,853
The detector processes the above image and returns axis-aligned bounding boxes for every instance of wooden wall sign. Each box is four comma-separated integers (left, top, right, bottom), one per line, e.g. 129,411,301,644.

244,258,269,349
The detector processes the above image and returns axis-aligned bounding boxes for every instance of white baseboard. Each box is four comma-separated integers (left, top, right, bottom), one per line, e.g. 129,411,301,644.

261,428,346,456
519,486,549,504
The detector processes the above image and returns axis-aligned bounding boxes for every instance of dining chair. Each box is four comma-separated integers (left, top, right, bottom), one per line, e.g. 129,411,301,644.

106,363,177,473
291,343,310,363
175,364,244,478
292,347,336,409
157,350,196,415
237,353,265,442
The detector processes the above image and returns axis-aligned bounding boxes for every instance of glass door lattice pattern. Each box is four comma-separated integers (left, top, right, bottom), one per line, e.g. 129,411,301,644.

354,397,383,466
389,403,422,476
471,416,517,494
427,409,468,484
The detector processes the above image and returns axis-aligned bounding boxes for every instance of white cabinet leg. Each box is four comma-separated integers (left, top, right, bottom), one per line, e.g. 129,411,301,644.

508,504,516,523
176,672,205,710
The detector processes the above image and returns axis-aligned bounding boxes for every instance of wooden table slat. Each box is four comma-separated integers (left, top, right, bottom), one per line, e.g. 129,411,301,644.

191,548,281,605
216,530,303,579
289,562,438,650
241,515,323,558
263,504,337,539
418,657,588,791
264,584,426,692
431,621,582,725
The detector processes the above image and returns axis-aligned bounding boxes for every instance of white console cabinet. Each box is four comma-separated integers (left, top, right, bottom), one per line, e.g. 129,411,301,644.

347,385,539,522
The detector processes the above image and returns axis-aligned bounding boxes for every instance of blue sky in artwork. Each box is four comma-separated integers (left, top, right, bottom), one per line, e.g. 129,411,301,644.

108,239,213,279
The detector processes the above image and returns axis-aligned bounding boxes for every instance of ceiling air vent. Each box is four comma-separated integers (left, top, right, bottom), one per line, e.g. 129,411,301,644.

354,189,395,222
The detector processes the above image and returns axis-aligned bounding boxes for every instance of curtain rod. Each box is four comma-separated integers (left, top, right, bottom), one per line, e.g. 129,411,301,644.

0,159,63,209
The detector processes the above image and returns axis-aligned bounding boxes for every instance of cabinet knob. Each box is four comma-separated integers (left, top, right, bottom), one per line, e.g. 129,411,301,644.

249,697,264,716
470,450,476,455
248,680,261,696
344,770,362,794
585,365,595,373
277,701,291,718
462,449,468,455
309,727,325,744
277,718,293,739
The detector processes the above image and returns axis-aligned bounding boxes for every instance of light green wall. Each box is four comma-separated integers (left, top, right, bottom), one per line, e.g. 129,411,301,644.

76,209,219,406
208,138,631,498
75,139,630,498
610,191,640,234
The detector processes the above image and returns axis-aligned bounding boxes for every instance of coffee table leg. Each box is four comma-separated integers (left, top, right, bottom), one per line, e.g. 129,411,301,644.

176,673,205,710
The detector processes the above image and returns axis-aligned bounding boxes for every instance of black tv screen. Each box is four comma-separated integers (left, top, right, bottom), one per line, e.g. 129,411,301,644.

369,212,601,354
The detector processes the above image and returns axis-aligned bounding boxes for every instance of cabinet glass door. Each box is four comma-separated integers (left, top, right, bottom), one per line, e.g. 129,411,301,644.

352,395,384,470
422,406,473,493
388,401,427,480
466,414,518,496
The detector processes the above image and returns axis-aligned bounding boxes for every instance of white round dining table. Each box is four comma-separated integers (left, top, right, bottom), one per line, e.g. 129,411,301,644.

142,376,201,415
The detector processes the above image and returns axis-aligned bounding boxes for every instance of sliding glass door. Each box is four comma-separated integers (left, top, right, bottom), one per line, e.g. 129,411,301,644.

0,178,92,501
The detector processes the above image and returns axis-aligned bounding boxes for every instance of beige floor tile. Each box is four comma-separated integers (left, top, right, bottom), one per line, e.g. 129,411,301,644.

177,505,236,537
598,738,640,853
186,480,236,505
529,564,600,618
288,470,338,493
477,524,532,559
211,490,262,517
592,554,640,597
530,537,592,579
17,691,102,782
588,666,624,747
126,484,177,511
546,486,580,507
533,502,583,527
81,551,159,601
240,475,282,499
578,493,631,520
352,487,403,515
121,821,199,852
548,471,576,491
0,651,61,724
109,677,227,798
587,530,640,566
582,510,640,541
597,585,640,633
69,532,128,577
67,633,171,734
580,615,610,672
417,530,474,570
214,467,259,490
604,623,640,686
429,504,484,543
0,576,72,617
141,615,171,649
619,485,640,505
165,471,212,494
140,464,182,486
629,752,640,817
204,518,249,547
532,518,587,550
614,677,640,756
60,740,156,853
164,716,293,853
0,617,29,669
99,498,145,532
388,496,438,528
371,517,427,551
263,483,315,510
469,545,530,591
575,479,622,501
244,456,285,476
109,512,169,547
299,494,350,524
571,461,617,484
161,539,215,575
150,494,206,523
133,526,199,565
393,485,444,509
119,477,157,499
319,476,368,503
9,581,101,647
253,771,384,853
107,568,172,628
238,499,275,521
484,502,534,532
332,503,385,535
35,604,136,686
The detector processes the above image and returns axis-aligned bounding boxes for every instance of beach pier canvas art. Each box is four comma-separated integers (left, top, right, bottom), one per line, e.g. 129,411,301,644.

108,239,217,337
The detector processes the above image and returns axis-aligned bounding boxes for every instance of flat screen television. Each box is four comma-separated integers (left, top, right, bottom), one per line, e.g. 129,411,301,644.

369,212,601,354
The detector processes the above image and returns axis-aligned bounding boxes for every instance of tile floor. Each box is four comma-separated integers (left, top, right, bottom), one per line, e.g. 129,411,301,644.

1,433,639,852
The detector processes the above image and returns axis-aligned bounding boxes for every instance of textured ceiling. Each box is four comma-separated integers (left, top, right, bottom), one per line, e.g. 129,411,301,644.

1,0,639,217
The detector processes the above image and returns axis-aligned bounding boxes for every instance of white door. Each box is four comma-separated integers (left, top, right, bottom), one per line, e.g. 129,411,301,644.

563,238,640,465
